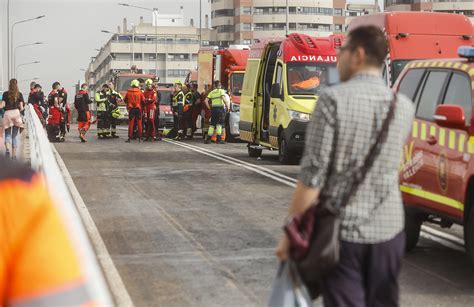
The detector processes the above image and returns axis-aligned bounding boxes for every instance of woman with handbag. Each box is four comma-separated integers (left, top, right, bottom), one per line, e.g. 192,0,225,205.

1,79,25,160
275,26,415,307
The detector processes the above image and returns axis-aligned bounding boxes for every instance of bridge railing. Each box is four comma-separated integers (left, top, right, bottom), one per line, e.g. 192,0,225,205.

25,104,114,306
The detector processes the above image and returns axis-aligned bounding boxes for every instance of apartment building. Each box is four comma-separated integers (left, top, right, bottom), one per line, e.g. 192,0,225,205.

211,0,348,46
86,12,216,90
385,0,474,22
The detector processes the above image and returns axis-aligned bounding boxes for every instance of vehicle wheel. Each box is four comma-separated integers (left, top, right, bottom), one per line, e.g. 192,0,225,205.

465,207,474,264
225,116,236,143
405,208,422,252
278,133,294,164
248,145,262,158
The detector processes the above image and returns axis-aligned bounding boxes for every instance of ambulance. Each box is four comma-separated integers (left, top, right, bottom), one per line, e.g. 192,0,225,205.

348,12,473,87
240,33,343,163
395,46,474,262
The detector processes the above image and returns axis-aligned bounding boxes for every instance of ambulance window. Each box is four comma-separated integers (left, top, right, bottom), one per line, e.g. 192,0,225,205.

398,69,425,101
443,72,472,125
275,63,283,87
416,71,448,121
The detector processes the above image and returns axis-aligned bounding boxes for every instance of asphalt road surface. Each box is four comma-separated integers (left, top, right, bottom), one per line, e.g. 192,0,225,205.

55,126,474,307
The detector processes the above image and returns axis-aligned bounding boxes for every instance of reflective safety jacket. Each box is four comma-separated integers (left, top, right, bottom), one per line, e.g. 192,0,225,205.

172,90,185,108
183,91,193,112
107,90,122,109
207,88,226,108
0,158,94,306
95,91,109,112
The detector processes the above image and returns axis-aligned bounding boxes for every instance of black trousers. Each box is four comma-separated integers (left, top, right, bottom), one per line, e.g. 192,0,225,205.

173,106,183,131
322,231,405,307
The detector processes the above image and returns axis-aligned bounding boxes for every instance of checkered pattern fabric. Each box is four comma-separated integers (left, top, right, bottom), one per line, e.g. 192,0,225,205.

299,73,415,243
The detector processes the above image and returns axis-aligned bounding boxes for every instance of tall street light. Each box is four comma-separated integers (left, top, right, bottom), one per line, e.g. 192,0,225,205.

10,15,46,79
14,42,43,78
16,61,40,81
101,30,133,67
118,3,159,78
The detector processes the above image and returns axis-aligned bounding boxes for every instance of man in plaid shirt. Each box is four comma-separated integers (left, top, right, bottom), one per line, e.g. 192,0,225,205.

276,26,414,306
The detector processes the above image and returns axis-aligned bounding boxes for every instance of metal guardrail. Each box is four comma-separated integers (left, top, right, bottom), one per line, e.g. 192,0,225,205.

25,105,114,306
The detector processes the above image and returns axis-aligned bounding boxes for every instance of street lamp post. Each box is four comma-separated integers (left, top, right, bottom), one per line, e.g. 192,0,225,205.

14,42,43,78
118,3,159,78
10,15,45,79
15,61,40,81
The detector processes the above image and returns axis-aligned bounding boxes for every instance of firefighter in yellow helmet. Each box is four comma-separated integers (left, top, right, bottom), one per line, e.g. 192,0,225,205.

172,80,185,140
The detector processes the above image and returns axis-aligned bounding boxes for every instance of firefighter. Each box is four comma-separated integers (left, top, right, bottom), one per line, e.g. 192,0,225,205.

124,79,145,143
143,79,157,141
172,80,185,140
57,83,70,141
153,79,162,140
107,81,122,138
205,80,229,144
74,83,93,142
182,84,194,139
0,157,96,306
95,84,111,139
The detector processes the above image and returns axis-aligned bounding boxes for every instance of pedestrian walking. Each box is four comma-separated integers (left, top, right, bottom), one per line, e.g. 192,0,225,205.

204,80,228,144
95,84,111,139
171,80,185,140
275,25,415,307
1,79,24,159
143,79,157,141
107,81,122,138
182,85,193,139
74,84,93,142
124,79,145,143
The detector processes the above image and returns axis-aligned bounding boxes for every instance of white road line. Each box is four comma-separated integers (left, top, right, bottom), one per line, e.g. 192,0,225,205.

166,139,468,253
53,146,134,307
166,139,298,183
165,139,297,187
422,225,465,247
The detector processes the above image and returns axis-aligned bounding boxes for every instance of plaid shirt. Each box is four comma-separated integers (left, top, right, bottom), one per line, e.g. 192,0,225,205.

299,73,415,244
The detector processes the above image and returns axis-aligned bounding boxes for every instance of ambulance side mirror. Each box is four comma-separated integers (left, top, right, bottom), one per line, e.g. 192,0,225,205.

271,84,283,100
434,105,467,131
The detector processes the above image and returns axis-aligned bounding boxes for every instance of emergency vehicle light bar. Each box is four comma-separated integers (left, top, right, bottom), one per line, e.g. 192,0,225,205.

458,46,474,60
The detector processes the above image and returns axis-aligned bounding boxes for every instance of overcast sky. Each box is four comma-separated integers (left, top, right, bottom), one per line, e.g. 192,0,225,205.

1,0,210,95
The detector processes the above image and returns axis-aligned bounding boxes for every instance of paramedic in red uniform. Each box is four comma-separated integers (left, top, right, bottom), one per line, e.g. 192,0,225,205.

143,79,157,142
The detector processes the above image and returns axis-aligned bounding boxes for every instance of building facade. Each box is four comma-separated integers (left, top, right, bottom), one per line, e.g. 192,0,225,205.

86,13,216,90
385,0,474,22
211,0,348,46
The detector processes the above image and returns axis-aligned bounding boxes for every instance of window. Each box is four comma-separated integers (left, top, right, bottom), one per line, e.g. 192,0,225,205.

242,23,252,30
243,39,252,45
334,8,343,16
415,71,448,121
275,63,283,96
398,69,425,101
242,6,252,14
134,53,143,61
391,60,412,85
443,72,472,125
287,62,336,96
334,24,343,32
216,25,234,33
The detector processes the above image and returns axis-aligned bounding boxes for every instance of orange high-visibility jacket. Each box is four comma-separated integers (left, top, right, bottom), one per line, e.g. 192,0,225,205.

0,158,93,306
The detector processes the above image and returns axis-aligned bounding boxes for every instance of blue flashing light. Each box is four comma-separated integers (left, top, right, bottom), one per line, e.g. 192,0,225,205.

458,46,474,59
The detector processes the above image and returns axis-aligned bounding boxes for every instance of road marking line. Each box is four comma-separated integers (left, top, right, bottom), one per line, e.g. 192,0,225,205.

166,140,468,253
165,139,297,184
53,146,134,307
165,140,296,187
422,225,465,247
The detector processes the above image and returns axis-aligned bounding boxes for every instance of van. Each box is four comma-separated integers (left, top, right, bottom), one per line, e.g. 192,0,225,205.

240,33,343,163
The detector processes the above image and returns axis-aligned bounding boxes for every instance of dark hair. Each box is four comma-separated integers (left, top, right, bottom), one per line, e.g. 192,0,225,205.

81,83,88,89
102,84,110,89
34,84,42,89
191,83,198,89
30,81,37,88
52,81,60,89
346,25,388,67
8,79,19,102
213,80,221,88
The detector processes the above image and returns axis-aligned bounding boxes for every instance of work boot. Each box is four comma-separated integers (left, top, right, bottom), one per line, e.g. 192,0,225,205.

217,135,225,144
125,138,131,143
